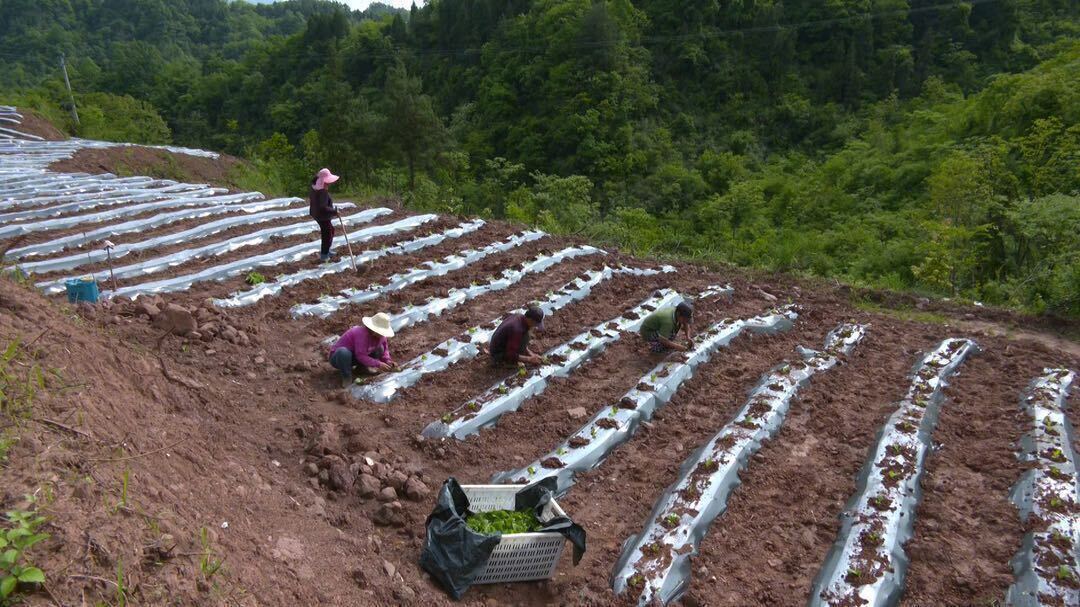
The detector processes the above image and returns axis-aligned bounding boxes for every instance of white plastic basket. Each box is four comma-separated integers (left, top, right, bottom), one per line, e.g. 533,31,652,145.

461,484,568,584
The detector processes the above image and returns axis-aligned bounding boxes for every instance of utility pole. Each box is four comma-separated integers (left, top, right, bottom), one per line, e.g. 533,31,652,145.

59,53,79,126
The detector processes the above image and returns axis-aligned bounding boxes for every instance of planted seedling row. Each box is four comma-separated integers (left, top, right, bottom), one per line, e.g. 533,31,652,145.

5,198,301,261
18,200,310,274
102,213,435,299
290,229,546,318
38,207,396,293
422,286,703,439
492,304,799,494
352,265,674,403
382,244,604,333
809,337,979,607
0,189,258,240
1006,368,1078,607
612,323,867,606
213,220,486,308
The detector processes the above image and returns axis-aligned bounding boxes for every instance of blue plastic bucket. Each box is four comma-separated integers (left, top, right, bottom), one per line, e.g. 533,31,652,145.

65,277,99,304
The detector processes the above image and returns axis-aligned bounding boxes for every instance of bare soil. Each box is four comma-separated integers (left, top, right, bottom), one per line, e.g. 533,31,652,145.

2,137,1078,607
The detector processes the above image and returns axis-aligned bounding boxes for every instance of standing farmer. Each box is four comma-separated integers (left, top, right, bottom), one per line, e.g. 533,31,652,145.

329,312,397,388
309,167,340,263
640,301,694,352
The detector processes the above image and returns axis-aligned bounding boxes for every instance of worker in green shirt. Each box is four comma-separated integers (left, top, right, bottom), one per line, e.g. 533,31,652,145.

640,301,694,352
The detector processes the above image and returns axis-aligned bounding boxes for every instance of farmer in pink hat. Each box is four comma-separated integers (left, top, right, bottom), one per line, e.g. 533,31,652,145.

329,312,397,388
309,167,340,263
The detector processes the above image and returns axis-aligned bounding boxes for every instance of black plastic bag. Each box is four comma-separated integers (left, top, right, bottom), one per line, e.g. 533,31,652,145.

419,477,587,599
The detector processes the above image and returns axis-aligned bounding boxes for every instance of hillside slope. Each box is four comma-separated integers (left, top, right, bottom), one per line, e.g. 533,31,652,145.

0,118,1077,606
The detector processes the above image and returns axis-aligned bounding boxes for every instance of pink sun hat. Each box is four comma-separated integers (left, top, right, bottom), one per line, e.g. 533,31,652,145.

314,167,340,189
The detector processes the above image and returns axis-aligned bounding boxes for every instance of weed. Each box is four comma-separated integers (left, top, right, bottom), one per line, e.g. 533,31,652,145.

1,508,49,602
113,469,130,512
1,340,46,418
115,560,127,607
199,527,224,580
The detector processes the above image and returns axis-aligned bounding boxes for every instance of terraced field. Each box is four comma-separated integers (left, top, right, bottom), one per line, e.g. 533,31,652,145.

1,115,1077,606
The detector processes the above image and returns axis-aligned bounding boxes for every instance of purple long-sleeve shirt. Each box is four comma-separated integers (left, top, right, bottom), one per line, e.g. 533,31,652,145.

329,326,392,367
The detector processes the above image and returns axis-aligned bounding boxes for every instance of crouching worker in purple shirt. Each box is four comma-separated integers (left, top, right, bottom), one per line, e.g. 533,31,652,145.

329,312,397,387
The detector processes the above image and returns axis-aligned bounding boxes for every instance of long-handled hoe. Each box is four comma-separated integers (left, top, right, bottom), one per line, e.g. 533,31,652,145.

336,215,358,271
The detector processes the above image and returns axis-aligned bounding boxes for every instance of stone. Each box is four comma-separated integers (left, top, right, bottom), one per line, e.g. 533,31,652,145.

152,303,198,336
567,407,588,420
222,326,239,342
187,331,202,341
387,470,409,491
357,474,380,499
304,463,319,476
403,477,429,502
373,501,406,527
378,486,398,502
382,560,396,578
757,289,778,303
350,569,367,588
136,301,160,319
327,459,354,492
345,435,368,454
393,585,416,602
254,355,265,365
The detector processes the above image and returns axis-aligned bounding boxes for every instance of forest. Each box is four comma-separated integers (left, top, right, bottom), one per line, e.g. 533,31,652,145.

1,0,1077,315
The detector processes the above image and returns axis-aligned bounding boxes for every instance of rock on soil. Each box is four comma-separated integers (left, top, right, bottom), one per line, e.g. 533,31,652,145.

374,501,406,527
152,303,198,336
404,477,430,502
357,474,380,499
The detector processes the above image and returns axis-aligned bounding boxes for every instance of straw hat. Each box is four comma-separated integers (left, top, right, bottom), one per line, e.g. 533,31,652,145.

362,312,395,338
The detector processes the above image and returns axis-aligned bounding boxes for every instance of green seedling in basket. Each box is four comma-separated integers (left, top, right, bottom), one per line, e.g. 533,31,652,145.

465,510,540,535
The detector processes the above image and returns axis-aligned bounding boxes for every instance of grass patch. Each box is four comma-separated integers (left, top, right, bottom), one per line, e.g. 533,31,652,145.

852,299,951,325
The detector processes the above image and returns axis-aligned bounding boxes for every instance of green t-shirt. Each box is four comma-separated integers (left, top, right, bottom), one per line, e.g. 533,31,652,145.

640,307,680,341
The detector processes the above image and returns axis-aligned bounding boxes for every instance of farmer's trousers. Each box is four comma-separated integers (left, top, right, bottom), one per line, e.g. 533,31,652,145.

316,219,335,256
330,347,382,379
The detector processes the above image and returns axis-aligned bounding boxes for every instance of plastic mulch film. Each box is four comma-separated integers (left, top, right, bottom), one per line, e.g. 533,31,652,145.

491,305,798,494
18,200,308,273
381,245,605,333
0,190,255,240
0,181,208,220
422,287,707,440
290,229,546,318
351,265,674,403
37,208,395,293
1,176,186,209
809,338,979,607
1006,368,1077,607
103,213,433,298
213,220,486,308
611,324,867,606
4,198,301,261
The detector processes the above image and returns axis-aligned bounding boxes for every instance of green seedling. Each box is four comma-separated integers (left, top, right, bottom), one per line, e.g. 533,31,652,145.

628,573,645,588
871,495,889,509
466,402,480,412
847,567,862,579
643,543,662,556
497,385,508,395
590,427,598,438
887,470,901,480
466,509,541,535
441,413,453,424
527,466,536,475
611,405,619,416
866,532,883,545
1049,448,1066,463
1049,497,1063,509
0,508,49,602
556,447,567,456
1056,565,1072,581
468,327,478,334
663,513,679,527
517,367,527,378
702,458,718,471
243,271,266,286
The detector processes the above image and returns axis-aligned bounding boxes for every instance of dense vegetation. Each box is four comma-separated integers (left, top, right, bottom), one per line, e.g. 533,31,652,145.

1,0,1077,315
